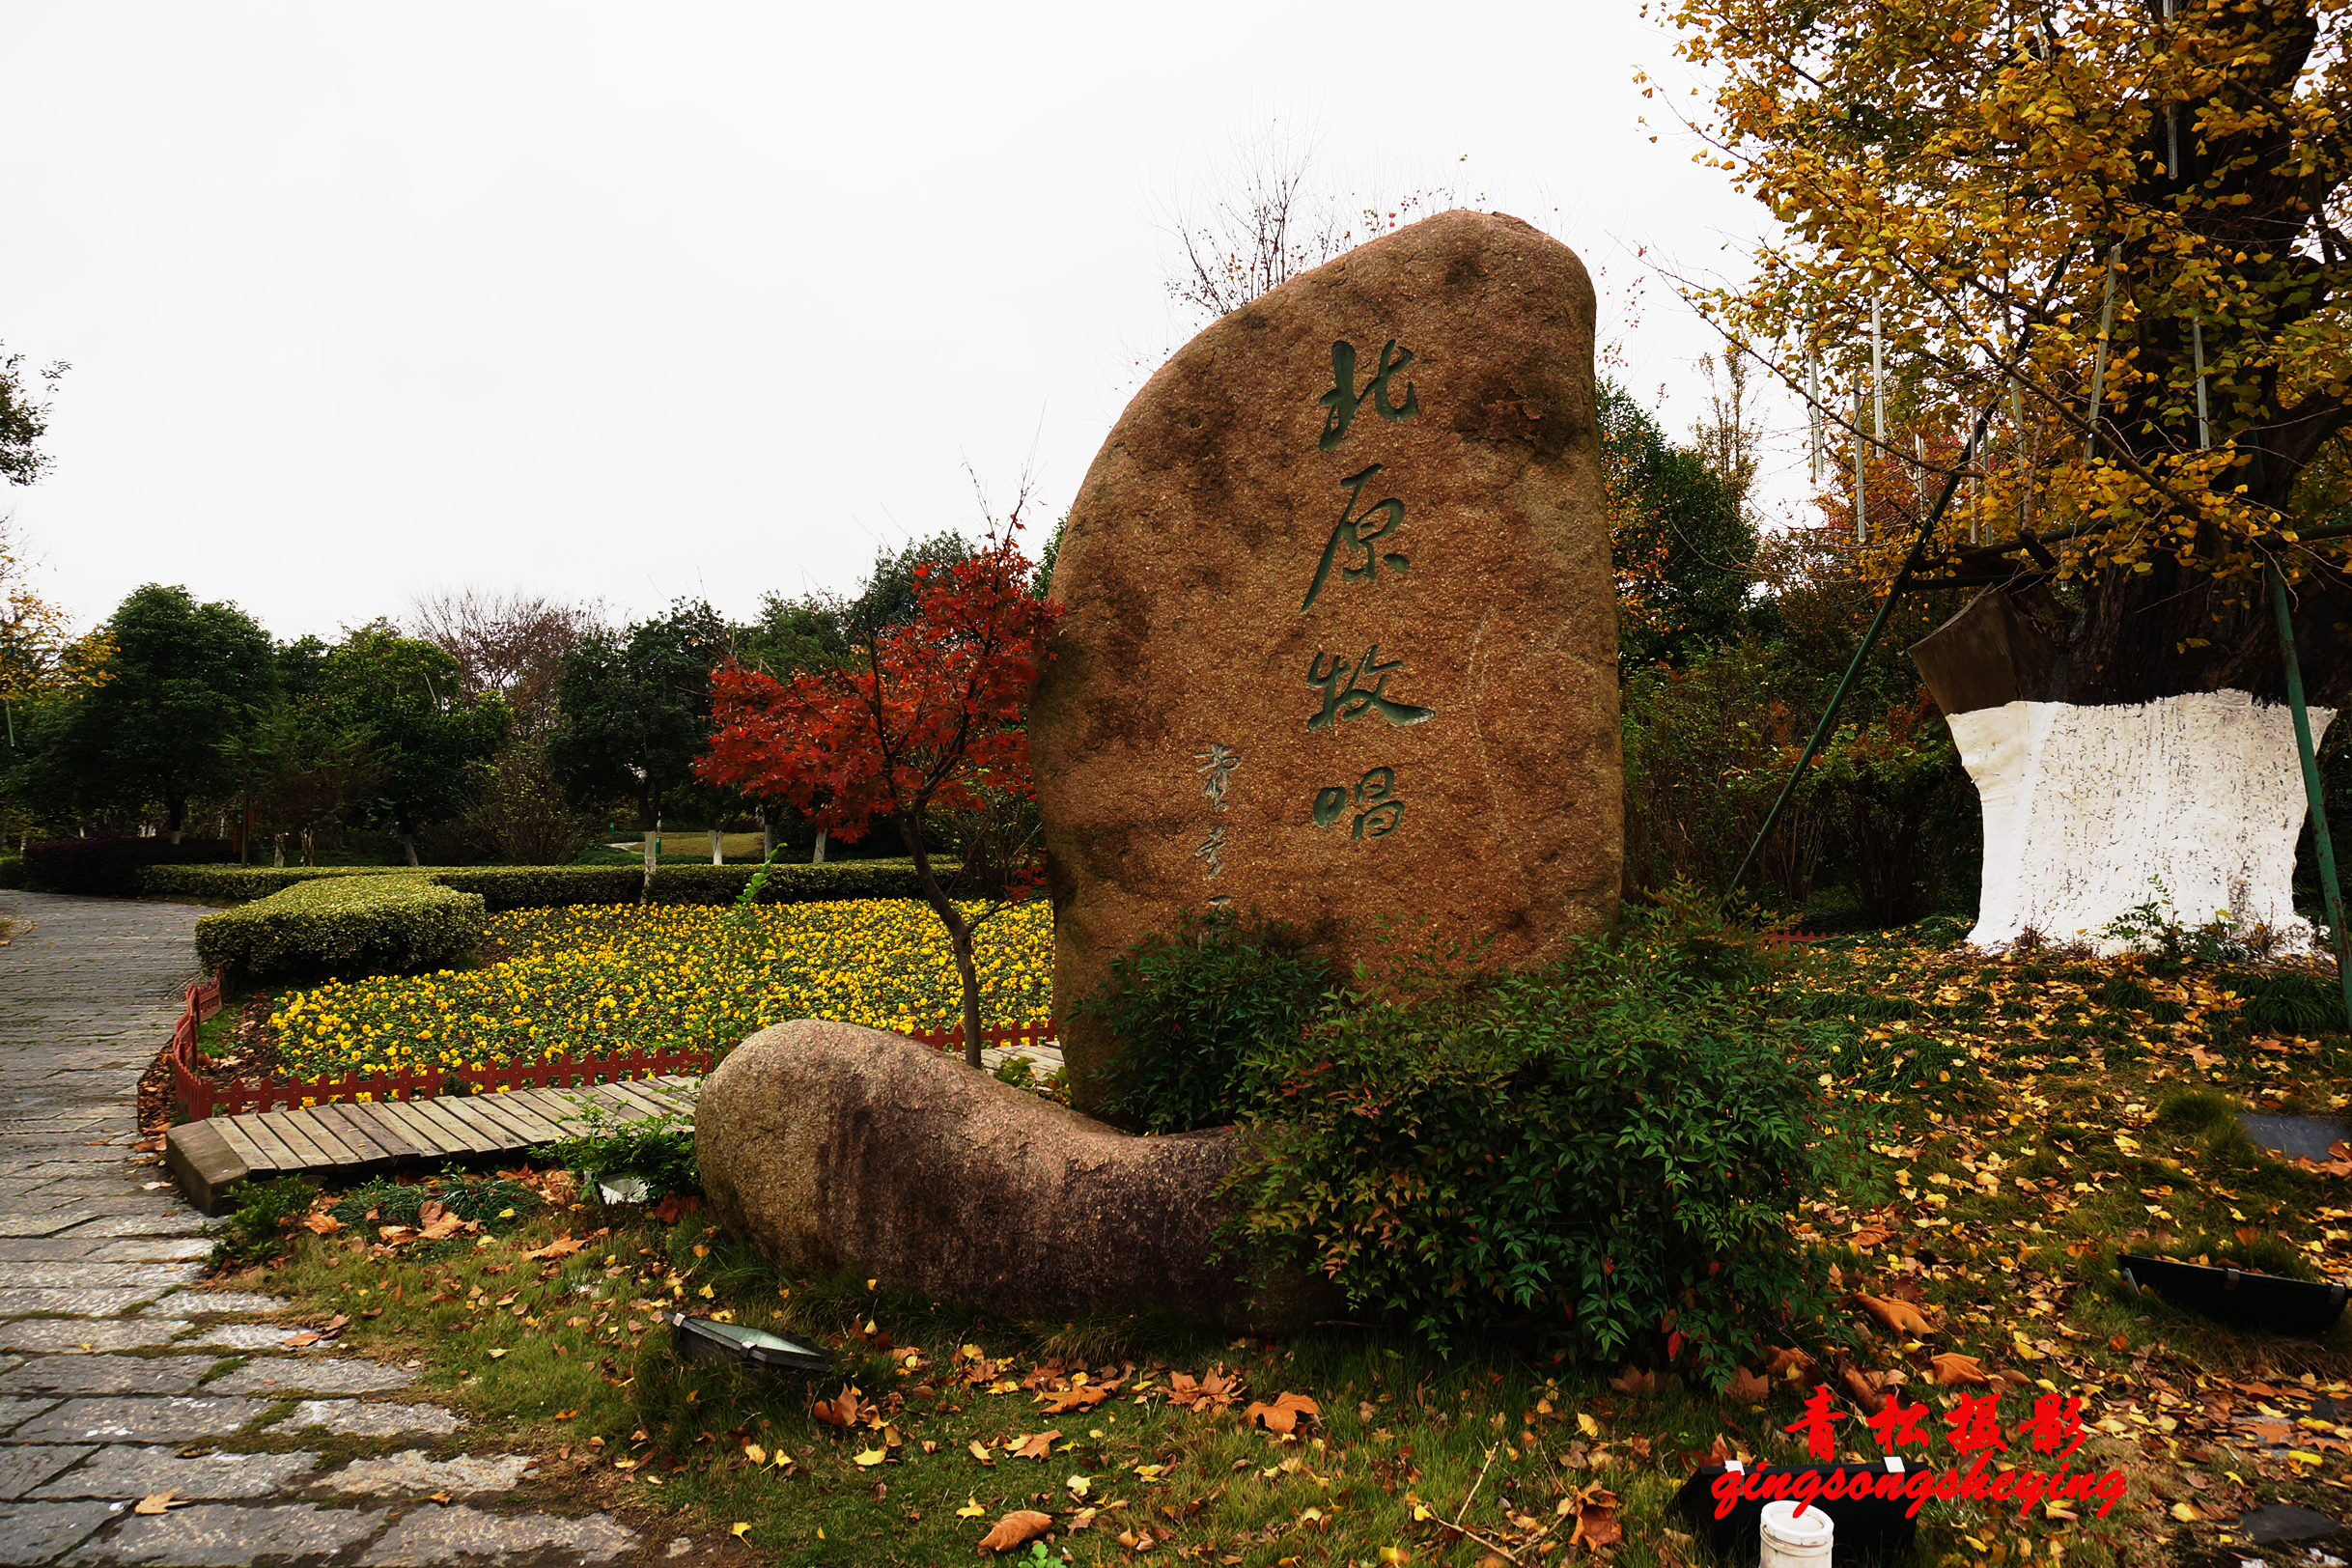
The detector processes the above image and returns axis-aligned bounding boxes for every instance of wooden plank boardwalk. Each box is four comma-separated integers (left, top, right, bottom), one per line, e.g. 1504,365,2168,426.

164,1076,699,1214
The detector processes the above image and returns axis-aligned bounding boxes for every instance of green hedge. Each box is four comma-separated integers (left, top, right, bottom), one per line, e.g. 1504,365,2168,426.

142,865,406,901
435,861,956,910
0,855,24,890
193,875,490,980
147,859,959,911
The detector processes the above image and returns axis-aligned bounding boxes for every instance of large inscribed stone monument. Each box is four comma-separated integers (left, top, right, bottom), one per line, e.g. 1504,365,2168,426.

1033,210,1620,1108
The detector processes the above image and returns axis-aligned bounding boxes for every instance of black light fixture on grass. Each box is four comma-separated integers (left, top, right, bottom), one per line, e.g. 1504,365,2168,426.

667,1312,834,1375
2118,1253,2350,1337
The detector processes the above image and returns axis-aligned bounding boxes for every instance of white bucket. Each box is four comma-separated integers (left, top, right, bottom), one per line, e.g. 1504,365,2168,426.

1759,1498,1834,1567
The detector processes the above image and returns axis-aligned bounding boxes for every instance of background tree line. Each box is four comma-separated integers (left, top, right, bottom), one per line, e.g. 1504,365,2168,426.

0,532,987,871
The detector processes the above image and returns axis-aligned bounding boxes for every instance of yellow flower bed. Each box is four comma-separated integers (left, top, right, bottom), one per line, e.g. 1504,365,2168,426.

266,899,1053,1079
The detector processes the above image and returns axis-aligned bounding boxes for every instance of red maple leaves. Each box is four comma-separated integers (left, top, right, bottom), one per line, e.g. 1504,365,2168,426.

699,529,1056,854
695,524,1060,1063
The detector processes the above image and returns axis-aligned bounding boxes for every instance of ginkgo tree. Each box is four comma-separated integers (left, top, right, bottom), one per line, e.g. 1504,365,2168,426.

1669,0,2352,947
697,523,1059,1068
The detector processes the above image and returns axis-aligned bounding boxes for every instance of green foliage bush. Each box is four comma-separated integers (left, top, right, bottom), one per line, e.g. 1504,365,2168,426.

193,874,489,980
1078,906,1331,1133
142,858,958,910
142,864,403,901
209,1175,318,1268
1218,894,1857,1384
2240,970,2345,1036
547,1096,699,1203
0,855,23,889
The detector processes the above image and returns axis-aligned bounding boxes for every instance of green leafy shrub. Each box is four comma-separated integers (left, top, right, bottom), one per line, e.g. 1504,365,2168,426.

1221,897,1854,1384
1080,906,1331,1133
209,1175,318,1268
548,1093,699,1202
0,855,23,889
193,875,488,980
2241,971,2345,1036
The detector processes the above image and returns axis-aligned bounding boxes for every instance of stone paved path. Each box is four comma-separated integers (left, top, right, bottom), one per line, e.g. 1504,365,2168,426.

0,891,641,1567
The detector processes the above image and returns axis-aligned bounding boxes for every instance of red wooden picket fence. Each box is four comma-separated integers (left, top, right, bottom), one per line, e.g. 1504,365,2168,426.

905,1022,1059,1056
167,979,1058,1122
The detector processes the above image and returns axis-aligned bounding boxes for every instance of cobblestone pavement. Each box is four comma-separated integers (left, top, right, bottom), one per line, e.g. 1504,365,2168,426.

0,891,640,1567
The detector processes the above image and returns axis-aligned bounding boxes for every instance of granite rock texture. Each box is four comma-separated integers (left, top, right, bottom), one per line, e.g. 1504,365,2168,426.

696,1020,1324,1330
1031,209,1618,1109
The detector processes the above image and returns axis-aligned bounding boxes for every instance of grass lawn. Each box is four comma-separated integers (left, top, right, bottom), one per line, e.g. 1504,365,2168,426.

211,915,2352,1565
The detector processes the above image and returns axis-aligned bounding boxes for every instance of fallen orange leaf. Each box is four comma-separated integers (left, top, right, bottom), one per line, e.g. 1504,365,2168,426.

1610,1366,1658,1397
1931,1353,1991,1387
1722,1366,1771,1402
1851,1293,1934,1336
132,1492,182,1516
975,1509,1054,1554
1840,1365,1889,1415
1244,1391,1321,1437
1010,1430,1061,1461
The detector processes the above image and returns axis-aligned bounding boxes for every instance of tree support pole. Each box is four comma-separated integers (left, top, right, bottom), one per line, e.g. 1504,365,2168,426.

2267,560,2352,1034
1720,564,1911,910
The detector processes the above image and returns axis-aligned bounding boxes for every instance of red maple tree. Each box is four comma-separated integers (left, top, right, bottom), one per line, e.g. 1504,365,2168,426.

696,524,1060,1067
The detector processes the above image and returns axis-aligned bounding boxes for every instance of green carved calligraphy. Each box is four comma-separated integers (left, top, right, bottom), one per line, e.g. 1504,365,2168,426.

1312,766,1406,840
1305,644,1436,732
1300,465,1409,614
1317,339,1419,451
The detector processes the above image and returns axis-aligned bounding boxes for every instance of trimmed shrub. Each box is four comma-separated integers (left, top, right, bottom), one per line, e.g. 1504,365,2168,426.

139,859,959,910
24,836,234,896
1218,895,1857,1381
194,875,489,980
0,856,23,890
141,865,406,902
434,860,958,911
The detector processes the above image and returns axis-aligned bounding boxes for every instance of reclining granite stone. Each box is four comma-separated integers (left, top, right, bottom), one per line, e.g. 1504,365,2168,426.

694,1020,1325,1331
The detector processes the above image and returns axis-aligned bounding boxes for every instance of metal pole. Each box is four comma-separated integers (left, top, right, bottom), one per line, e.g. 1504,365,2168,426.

1807,348,1822,485
1870,294,1888,446
2086,244,2122,461
1723,394,2007,908
1854,384,1868,546
2268,559,2352,1034
2193,317,2210,450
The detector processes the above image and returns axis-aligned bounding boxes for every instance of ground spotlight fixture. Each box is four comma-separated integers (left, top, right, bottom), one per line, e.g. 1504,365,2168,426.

667,1312,833,1374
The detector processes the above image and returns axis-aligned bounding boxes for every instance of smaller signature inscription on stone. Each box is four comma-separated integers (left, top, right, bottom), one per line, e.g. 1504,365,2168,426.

1306,646,1436,732
1193,741,1240,807
1300,465,1410,613
1317,339,1419,451
1312,766,1406,841
1194,823,1227,879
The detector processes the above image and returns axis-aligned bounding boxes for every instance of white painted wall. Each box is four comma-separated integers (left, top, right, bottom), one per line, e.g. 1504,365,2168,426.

1946,689,2332,954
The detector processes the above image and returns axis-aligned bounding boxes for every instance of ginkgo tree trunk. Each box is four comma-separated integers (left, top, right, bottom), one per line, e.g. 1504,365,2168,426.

697,523,1059,1067
1675,0,2352,950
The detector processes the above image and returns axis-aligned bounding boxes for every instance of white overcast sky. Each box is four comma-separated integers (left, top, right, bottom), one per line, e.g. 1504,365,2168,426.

0,1,1790,641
